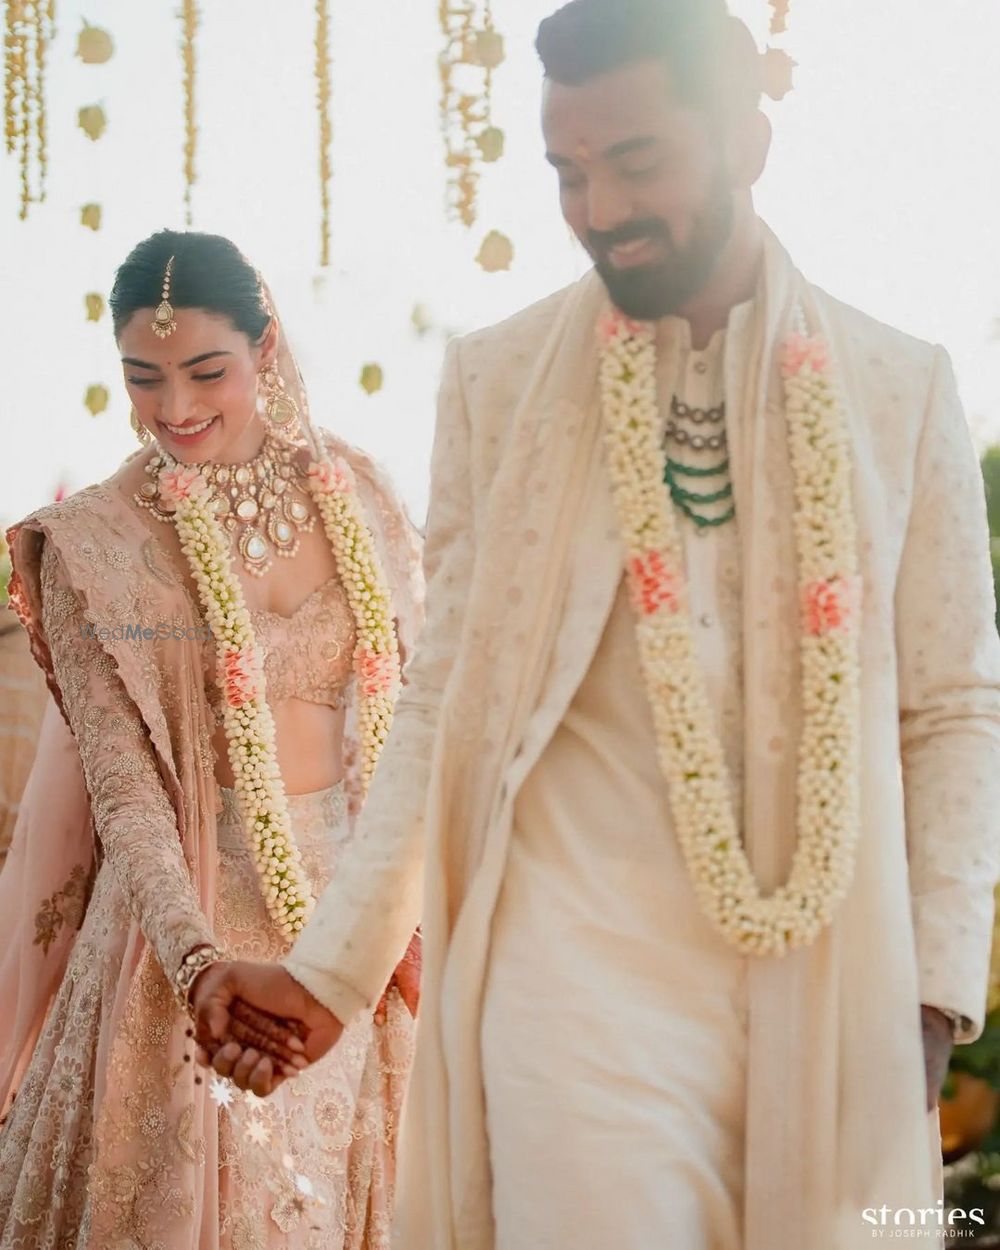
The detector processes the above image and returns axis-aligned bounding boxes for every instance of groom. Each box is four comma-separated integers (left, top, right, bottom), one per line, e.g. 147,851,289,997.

193,2,1000,1246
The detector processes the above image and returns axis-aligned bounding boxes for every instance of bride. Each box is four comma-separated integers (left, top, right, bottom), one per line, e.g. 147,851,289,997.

0,230,423,1248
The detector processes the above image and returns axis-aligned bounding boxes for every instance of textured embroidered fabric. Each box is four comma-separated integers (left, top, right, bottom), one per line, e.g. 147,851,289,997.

213,785,413,1249
203,576,358,718
38,539,218,978
0,778,414,1249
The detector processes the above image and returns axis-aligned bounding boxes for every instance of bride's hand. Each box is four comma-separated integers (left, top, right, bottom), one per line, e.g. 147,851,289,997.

192,960,343,1096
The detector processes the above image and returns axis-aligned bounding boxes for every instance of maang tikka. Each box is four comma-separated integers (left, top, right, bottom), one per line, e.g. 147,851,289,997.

152,255,178,339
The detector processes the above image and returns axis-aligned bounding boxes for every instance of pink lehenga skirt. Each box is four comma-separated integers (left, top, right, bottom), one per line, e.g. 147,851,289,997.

0,783,415,1249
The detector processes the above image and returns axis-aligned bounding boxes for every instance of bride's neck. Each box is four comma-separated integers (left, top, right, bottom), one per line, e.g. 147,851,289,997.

205,418,269,467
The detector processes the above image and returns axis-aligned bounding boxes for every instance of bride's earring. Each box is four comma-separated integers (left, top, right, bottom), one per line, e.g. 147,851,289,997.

258,363,300,434
130,407,151,445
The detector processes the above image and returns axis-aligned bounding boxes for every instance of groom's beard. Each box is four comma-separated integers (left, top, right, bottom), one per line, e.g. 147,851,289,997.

589,187,734,322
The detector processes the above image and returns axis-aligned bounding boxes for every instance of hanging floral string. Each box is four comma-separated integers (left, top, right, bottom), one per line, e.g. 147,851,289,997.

4,0,55,219
314,0,332,267
437,0,504,229
768,0,792,35
75,19,113,417
29,0,51,199
763,0,797,102
181,0,198,225
75,18,113,418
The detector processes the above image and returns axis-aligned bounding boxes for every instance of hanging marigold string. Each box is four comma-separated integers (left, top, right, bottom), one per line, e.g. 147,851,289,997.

314,0,332,267
181,0,198,225
438,0,504,228
4,0,55,219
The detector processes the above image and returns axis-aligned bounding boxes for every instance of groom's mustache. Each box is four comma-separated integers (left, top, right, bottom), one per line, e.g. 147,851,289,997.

588,218,673,257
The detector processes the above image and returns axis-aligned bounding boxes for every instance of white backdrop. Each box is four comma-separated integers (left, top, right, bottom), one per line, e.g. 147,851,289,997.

1,0,999,525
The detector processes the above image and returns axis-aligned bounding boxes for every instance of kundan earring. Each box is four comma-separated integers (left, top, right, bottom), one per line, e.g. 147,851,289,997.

130,407,151,445
258,362,300,434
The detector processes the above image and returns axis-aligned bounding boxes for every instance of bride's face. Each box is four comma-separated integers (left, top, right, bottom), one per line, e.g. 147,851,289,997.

118,308,272,463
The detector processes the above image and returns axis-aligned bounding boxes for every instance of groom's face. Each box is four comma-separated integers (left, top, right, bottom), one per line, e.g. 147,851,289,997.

542,57,735,321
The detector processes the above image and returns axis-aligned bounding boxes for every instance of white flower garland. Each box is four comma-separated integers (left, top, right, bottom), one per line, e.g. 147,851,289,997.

598,310,862,956
158,448,401,936
306,458,401,791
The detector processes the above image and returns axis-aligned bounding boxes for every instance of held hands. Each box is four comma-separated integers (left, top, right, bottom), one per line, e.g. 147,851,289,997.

921,1004,955,1114
191,935,422,1098
191,961,343,1097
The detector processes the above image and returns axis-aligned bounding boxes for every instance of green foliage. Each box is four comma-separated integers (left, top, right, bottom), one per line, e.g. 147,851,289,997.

982,446,1000,631
951,1010,1000,1094
982,447,1000,539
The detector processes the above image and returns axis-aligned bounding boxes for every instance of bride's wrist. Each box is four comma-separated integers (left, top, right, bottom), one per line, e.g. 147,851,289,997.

174,943,223,1013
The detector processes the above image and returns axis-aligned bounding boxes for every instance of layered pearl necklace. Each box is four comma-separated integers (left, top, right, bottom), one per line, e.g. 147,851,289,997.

135,432,315,577
598,308,862,956
153,445,401,935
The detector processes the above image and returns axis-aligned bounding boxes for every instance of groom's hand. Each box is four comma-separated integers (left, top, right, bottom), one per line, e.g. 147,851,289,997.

192,961,344,1096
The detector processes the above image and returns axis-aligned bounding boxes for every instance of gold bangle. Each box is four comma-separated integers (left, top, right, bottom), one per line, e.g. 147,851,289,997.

174,944,223,1013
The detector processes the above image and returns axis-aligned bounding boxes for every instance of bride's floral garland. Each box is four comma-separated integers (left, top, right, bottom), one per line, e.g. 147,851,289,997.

598,309,861,955
158,448,401,936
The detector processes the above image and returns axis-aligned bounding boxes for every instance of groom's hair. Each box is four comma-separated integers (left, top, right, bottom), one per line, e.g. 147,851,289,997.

536,0,760,117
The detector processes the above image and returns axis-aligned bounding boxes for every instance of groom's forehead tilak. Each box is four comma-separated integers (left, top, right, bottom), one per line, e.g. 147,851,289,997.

542,60,708,168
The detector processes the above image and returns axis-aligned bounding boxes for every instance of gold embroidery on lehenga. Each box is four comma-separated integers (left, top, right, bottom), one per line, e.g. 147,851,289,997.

33,863,89,954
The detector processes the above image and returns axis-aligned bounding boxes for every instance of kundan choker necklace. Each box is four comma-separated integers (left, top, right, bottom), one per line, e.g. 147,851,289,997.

135,432,316,577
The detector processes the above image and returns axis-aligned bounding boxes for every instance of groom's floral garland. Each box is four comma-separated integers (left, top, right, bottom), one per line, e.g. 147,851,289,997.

598,309,862,955
158,449,401,936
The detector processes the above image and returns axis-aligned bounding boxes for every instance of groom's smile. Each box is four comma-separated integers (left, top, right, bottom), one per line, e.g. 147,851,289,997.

540,45,769,322
605,235,664,269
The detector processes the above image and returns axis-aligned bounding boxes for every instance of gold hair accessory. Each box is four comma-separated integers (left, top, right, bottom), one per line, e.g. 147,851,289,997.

130,407,151,445
258,362,300,433
152,255,178,339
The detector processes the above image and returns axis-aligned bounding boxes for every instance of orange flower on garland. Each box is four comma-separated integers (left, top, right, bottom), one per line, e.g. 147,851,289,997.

803,577,858,638
628,551,682,618
221,647,261,708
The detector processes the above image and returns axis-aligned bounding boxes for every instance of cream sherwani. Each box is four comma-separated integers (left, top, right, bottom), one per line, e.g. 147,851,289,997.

481,320,748,1248
286,230,1000,1250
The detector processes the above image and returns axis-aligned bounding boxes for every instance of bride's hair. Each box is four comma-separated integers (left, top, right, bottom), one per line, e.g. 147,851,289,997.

109,229,271,341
